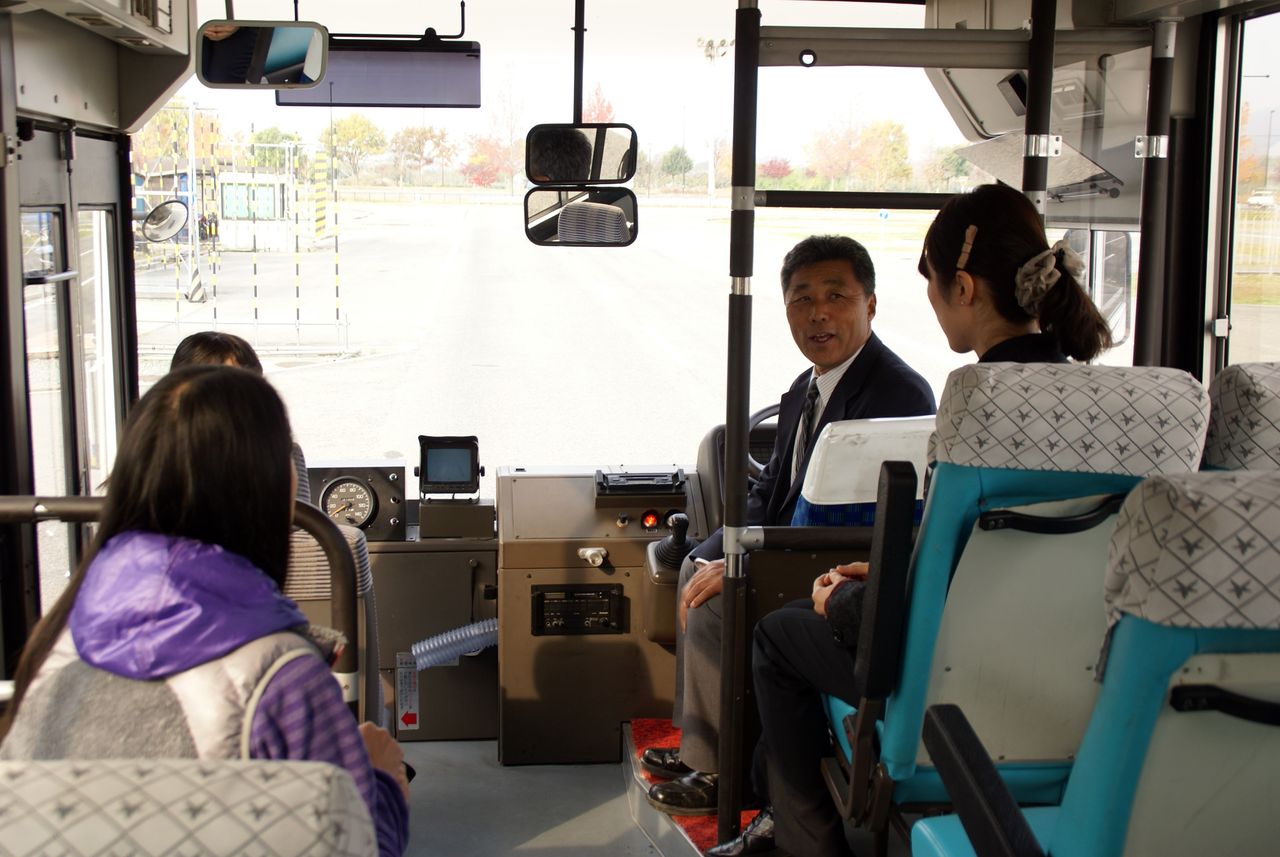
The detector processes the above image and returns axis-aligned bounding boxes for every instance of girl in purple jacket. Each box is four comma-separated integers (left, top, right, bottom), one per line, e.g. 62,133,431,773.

0,364,409,857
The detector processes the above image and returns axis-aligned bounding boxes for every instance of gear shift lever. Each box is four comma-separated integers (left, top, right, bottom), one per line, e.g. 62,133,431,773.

653,512,697,569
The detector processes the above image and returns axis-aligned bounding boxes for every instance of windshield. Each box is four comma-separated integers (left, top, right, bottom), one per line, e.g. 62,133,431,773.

132,0,1131,493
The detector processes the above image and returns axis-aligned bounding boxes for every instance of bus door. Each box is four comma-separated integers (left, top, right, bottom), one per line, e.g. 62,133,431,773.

16,125,130,614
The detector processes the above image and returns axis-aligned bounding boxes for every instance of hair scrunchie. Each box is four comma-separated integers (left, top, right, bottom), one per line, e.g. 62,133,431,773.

1014,238,1086,315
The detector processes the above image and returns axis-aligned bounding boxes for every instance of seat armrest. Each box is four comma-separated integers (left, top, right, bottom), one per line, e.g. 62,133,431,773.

853,461,917,698
741,525,874,551
923,704,1046,857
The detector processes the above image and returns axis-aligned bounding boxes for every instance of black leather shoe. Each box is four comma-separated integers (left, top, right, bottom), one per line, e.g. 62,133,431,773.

646,771,718,816
705,806,776,856
641,746,694,780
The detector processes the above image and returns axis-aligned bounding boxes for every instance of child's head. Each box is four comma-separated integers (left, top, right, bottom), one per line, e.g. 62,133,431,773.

105,364,294,583
171,331,263,374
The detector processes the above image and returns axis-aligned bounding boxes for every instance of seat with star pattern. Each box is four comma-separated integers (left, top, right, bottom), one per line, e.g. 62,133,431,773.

820,362,1211,847
0,758,376,857
914,468,1280,857
1204,362,1280,470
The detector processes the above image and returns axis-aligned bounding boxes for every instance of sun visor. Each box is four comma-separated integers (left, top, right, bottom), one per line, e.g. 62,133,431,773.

927,44,1150,226
277,37,480,108
957,132,1122,201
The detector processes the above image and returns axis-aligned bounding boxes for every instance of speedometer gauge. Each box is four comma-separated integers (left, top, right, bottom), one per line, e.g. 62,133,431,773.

320,477,378,528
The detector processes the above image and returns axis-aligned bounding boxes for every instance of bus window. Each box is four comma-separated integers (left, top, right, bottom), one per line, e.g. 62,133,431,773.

1229,10,1280,363
1059,228,1137,364
21,211,74,608
76,210,121,498
126,0,1150,487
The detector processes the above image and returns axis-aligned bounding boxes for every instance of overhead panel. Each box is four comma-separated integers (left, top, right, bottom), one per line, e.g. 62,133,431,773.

9,5,192,131
21,0,186,53
919,0,1152,225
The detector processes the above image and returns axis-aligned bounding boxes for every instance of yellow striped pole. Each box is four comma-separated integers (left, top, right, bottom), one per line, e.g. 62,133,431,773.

313,148,329,240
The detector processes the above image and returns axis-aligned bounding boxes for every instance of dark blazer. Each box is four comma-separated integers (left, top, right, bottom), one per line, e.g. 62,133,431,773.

692,332,936,561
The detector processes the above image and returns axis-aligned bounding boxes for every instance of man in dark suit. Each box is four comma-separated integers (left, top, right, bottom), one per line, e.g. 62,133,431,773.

644,235,936,816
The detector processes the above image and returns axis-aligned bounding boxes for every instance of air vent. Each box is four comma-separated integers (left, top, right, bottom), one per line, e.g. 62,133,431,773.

132,0,172,33
66,12,114,27
131,0,154,24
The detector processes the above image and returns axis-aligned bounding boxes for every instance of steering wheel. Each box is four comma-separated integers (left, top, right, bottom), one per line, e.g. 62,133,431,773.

746,403,781,481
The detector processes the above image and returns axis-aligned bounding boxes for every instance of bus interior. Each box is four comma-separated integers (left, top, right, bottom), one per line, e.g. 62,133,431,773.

2,0,1279,853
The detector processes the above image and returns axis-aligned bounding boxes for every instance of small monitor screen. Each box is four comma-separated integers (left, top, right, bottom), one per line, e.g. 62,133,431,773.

418,435,479,495
427,448,472,484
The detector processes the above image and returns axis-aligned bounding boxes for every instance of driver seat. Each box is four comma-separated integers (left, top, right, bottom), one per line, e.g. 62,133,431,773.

693,404,782,534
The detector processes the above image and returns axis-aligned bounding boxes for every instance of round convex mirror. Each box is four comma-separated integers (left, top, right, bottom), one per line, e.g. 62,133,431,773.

141,199,189,242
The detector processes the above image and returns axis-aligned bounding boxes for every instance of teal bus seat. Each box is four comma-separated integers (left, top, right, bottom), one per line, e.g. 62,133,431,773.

916,469,1280,857
797,416,934,784
823,363,1210,841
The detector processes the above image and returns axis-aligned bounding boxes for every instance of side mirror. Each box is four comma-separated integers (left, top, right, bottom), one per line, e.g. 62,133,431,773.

524,188,638,247
197,20,328,88
526,123,637,184
140,199,189,242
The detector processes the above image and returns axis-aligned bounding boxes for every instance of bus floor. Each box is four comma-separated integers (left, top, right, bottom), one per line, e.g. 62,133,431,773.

402,738,658,856
623,722,913,857
399,730,913,857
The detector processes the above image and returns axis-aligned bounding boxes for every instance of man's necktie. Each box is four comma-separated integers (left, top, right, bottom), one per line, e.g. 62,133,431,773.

792,380,820,482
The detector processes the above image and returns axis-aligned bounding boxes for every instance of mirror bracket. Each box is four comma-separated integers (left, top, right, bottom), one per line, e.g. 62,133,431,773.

332,0,466,41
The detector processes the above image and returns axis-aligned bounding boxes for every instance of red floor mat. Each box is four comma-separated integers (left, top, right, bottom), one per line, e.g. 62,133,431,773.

632,718,759,854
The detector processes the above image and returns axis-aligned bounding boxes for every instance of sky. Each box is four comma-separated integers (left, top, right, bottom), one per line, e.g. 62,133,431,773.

1240,11,1280,172
184,0,972,167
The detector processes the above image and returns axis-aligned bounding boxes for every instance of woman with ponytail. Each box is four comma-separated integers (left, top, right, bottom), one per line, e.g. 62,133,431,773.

918,182,1112,363
729,184,1117,857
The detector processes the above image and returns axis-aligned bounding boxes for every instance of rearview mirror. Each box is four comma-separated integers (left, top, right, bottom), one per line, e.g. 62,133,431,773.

525,188,638,247
526,124,637,184
197,20,328,88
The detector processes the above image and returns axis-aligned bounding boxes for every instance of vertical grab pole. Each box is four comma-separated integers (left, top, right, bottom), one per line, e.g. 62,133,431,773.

718,1,760,844
572,0,585,123
1132,20,1177,366
1022,0,1058,214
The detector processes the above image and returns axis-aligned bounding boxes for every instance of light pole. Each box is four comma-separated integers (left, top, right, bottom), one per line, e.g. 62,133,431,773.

1243,74,1273,189
697,37,734,197
1266,109,1275,188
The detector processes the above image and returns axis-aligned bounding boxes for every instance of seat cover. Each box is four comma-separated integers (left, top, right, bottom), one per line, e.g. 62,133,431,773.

0,758,376,857
933,363,1208,474
1204,362,1280,469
